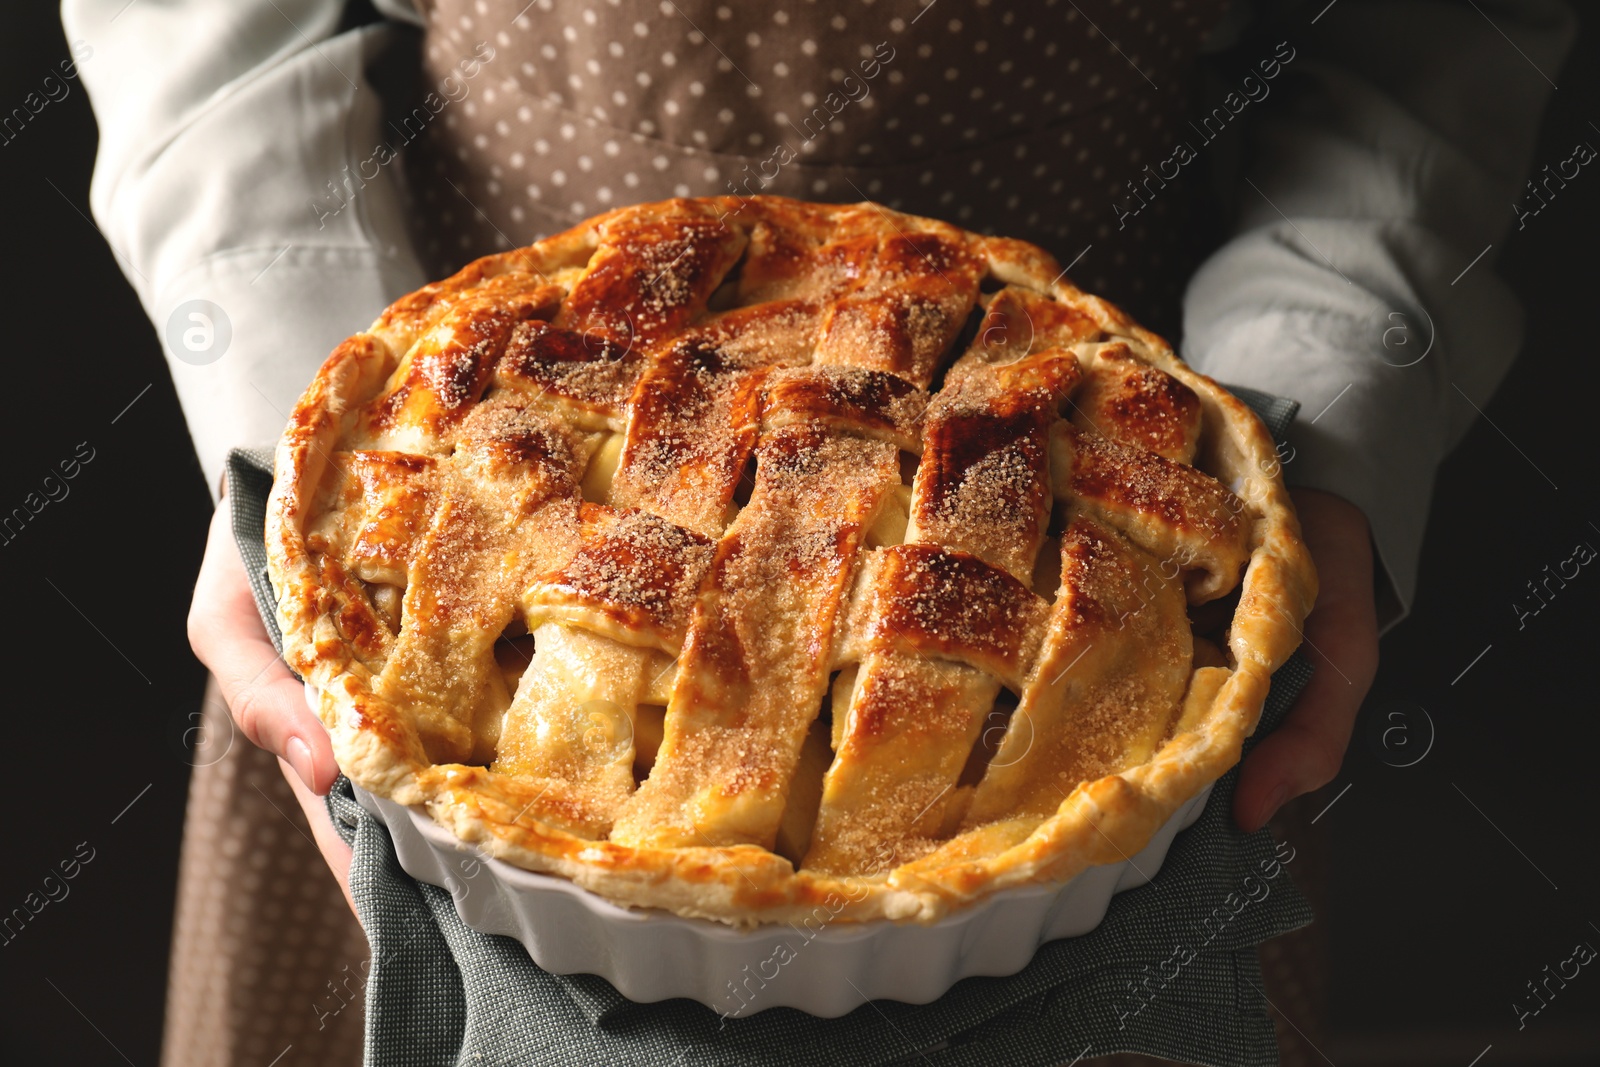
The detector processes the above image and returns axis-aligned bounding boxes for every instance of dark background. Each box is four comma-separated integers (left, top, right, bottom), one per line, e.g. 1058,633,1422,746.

0,3,213,1065
0,2,1595,1064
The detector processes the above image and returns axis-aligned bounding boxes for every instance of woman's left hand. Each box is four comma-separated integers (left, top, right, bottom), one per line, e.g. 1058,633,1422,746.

1233,486,1381,832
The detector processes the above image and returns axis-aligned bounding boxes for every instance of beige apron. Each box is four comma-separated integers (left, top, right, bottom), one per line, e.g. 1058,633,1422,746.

403,0,1231,336
163,4,1330,1064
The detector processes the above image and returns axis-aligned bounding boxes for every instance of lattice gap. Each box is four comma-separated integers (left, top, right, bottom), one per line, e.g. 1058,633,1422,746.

1031,536,1064,604
580,432,624,504
631,704,666,785
959,687,1020,791
370,583,404,633
731,452,759,509
927,301,988,398
897,449,919,487
1188,585,1242,651
493,632,535,692
772,694,835,866
1037,496,1074,606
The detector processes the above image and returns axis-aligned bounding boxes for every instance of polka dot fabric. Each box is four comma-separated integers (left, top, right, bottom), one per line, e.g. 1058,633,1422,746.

402,0,1229,337
160,682,369,1067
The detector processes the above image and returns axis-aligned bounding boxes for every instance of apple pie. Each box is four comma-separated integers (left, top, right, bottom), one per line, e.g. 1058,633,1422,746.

266,196,1316,925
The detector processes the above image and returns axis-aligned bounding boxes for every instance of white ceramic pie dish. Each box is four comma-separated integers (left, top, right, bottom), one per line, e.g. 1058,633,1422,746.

352,779,1212,1018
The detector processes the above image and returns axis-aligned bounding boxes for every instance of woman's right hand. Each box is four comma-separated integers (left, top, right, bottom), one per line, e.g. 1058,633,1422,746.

189,499,357,911
187,499,341,796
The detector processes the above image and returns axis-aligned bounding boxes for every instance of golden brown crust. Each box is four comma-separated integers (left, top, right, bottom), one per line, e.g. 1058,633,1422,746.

267,196,1317,925
1071,341,1203,463
1051,423,1252,604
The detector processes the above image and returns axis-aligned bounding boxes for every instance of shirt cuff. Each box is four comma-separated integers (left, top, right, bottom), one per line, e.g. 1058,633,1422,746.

1182,219,1523,636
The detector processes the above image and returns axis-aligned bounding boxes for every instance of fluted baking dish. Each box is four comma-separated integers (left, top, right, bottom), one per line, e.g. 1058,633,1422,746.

353,780,1212,1017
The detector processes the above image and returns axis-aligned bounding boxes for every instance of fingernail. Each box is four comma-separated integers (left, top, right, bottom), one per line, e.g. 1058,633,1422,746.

1259,785,1289,829
286,736,316,792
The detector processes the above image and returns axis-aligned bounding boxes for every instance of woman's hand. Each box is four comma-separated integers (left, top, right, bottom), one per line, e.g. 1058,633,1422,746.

189,500,356,911
1234,487,1381,832
188,502,341,794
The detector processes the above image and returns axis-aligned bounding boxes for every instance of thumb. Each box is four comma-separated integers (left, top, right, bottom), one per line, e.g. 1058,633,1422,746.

220,659,340,796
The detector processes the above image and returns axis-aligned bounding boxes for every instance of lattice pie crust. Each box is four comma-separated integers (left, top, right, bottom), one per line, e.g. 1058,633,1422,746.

266,197,1316,925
